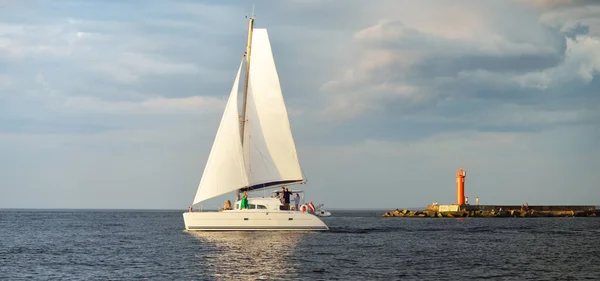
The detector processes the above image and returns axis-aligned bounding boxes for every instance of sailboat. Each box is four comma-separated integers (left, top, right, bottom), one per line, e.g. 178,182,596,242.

183,16,329,231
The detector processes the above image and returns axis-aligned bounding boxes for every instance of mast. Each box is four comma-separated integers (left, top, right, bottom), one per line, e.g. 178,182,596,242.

237,12,254,200
240,15,254,143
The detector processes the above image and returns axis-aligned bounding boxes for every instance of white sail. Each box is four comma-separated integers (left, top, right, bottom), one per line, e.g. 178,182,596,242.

243,28,304,190
192,60,248,205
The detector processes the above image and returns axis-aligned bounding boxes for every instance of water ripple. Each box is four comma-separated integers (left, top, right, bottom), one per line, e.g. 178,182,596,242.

1,210,599,280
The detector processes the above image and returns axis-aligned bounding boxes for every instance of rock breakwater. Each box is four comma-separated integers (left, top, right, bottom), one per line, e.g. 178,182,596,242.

382,208,599,218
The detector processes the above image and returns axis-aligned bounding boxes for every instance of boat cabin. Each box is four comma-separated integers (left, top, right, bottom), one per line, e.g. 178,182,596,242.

217,189,308,212
231,197,283,211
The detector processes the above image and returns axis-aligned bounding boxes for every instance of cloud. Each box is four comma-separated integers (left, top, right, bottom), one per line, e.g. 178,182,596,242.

318,1,600,139
519,36,600,86
88,52,201,84
0,2,245,135
534,1,600,36
60,95,224,115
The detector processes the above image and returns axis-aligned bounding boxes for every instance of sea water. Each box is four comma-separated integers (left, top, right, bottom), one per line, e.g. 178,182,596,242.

1,210,599,280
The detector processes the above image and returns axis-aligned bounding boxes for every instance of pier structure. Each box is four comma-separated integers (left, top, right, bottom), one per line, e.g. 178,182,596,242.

383,168,599,218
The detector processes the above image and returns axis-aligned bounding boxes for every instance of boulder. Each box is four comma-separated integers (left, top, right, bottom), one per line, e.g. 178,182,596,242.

424,210,437,217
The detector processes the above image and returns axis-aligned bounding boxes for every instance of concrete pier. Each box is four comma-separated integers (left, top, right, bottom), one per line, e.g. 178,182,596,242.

385,168,600,218
382,205,599,218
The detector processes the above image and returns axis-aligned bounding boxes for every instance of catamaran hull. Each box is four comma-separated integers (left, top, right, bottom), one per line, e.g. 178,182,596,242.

183,211,329,231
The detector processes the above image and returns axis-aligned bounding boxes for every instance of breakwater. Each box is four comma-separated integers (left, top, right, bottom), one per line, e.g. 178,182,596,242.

382,205,598,218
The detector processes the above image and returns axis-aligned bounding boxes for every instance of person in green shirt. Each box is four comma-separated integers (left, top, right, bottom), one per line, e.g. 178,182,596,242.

240,191,249,209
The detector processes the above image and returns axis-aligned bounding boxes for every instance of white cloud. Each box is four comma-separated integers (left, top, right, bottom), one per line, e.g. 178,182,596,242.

0,22,82,58
60,95,225,115
517,35,600,87
318,2,599,130
538,3,600,36
88,52,201,84
0,12,227,123
0,19,204,83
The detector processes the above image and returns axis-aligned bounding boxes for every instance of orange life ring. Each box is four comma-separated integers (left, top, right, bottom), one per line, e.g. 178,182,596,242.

300,204,308,213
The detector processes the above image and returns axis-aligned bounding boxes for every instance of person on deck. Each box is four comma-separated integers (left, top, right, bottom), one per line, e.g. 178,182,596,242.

294,193,300,210
223,200,232,210
240,191,249,209
283,188,291,210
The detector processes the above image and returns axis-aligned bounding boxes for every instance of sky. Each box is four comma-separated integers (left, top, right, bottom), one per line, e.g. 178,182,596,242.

0,0,599,210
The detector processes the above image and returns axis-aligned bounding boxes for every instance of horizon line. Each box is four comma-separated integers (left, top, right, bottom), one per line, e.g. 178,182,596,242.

0,207,406,211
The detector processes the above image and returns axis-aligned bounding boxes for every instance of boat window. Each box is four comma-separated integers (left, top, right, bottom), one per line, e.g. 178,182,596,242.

249,204,256,209
257,205,267,209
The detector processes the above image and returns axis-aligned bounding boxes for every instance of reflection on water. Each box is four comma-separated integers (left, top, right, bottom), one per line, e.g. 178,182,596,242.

188,231,309,280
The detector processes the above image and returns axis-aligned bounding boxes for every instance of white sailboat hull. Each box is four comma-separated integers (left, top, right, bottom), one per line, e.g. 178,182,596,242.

183,210,329,231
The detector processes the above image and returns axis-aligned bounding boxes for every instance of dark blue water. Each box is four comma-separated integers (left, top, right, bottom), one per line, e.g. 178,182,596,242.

1,210,599,280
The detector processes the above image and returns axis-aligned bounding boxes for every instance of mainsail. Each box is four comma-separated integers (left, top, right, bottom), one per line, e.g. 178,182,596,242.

192,60,248,205
242,28,304,191
192,28,304,205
